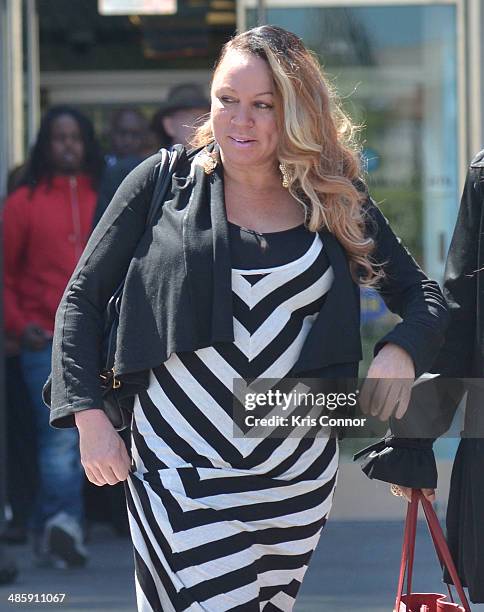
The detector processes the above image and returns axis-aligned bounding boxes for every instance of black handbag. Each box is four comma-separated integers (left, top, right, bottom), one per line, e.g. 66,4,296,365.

44,147,179,430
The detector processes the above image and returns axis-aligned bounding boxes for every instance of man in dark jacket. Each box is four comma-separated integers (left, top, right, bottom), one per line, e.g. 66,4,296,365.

104,107,148,168
92,84,209,228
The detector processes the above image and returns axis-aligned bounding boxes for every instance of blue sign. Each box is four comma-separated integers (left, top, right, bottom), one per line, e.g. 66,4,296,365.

362,148,380,174
360,287,389,323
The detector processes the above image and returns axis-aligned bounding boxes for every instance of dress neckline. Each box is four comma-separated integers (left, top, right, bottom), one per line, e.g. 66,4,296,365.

231,233,321,275
227,221,306,236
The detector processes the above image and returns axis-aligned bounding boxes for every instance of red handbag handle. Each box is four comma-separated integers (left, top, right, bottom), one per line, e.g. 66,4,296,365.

394,490,471,612
395,490,418,609
420,494,471,611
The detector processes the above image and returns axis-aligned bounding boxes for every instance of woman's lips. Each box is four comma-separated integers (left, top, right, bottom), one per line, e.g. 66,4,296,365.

229,136,256,147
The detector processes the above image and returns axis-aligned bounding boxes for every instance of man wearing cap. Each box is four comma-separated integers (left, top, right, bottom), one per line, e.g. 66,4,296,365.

150,82,210,150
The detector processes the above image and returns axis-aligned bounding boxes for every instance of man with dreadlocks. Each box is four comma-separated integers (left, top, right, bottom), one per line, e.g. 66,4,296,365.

3,105,104,568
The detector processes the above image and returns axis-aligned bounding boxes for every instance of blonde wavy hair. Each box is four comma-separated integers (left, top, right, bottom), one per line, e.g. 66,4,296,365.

191,25,383,286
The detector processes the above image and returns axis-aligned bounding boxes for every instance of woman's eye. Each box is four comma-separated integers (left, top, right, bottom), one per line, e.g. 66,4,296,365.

220,96,235,104
255,102,272,109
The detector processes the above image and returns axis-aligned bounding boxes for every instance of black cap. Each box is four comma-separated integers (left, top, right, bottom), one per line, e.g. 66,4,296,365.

156,83,210,116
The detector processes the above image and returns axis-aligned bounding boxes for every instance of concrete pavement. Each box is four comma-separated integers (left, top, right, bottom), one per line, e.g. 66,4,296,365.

0,520,473,612
1,455,481,611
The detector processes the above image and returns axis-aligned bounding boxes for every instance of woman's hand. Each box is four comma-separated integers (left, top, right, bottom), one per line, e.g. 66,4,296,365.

390,484,436,504
75,409,132,486
360,343,415,421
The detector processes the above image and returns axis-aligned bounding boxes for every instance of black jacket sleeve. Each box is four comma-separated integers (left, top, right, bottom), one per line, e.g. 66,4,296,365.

365,157,484,489
365,196,449,377
362,155,482,488
364,158,483,489
354,437,438,489
354,192,450,489
46,153,163,428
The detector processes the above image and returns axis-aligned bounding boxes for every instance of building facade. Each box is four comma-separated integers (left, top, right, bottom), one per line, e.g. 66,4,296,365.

2,0,483,278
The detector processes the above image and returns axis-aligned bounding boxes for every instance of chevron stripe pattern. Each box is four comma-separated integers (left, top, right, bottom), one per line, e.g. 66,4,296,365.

127,233,338,611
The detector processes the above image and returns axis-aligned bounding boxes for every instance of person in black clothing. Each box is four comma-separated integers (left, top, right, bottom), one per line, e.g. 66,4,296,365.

360,151,484,605
105,107,148,168
420,151,484,604
92,108,149,229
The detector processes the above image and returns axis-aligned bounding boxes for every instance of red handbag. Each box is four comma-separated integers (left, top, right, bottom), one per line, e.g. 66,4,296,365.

394,490,471,612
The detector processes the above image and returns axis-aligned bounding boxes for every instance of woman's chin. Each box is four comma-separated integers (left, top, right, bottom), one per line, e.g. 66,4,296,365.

221,144,275,169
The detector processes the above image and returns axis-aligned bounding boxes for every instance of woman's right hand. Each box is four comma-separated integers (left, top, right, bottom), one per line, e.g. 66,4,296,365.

75,409,132,486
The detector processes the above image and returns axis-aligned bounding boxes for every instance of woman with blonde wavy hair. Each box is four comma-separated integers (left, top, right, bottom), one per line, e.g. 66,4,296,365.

46,25,447,611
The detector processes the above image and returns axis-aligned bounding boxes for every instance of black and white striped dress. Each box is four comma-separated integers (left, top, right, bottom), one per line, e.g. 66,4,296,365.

126,223,338,611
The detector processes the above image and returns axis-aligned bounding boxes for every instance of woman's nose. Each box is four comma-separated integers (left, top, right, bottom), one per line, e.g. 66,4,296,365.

231,105,254,128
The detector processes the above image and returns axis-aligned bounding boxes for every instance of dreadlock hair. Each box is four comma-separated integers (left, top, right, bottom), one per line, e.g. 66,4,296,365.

21,105,104,191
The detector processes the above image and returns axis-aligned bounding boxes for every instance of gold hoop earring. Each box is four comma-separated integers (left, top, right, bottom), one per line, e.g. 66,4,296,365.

199,149,218,175
279,162,290,188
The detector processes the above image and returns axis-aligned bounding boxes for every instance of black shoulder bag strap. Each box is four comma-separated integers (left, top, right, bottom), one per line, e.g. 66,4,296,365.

103,147,180,371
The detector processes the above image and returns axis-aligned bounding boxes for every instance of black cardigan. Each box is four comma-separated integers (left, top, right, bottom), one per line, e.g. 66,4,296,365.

46,145,448,434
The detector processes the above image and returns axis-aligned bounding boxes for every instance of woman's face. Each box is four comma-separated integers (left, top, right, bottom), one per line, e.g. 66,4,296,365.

211,49,280,170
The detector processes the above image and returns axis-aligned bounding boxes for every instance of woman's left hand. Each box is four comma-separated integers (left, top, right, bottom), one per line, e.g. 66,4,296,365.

360,343,415,421
391,485,436,504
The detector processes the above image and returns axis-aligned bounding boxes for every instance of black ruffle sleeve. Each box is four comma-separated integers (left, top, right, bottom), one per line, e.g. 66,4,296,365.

353,376,465,489
353,436,437,489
